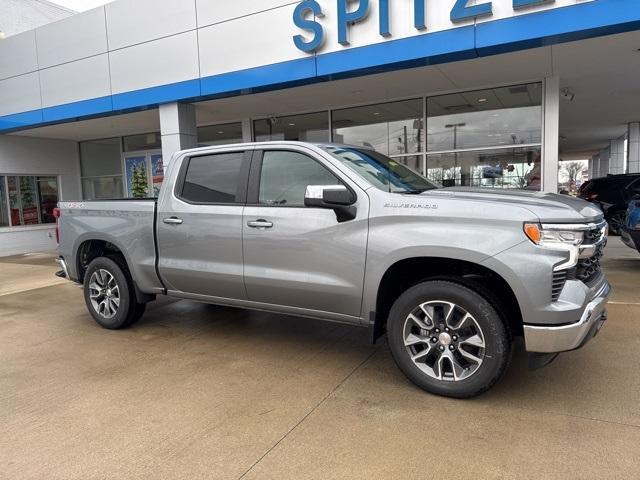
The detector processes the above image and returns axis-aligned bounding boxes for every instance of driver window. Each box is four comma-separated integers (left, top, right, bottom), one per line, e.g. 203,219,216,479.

259,151,340,207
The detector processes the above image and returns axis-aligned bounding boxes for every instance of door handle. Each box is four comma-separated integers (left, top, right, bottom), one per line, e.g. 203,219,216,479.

247,219,273,229
163,217,183,225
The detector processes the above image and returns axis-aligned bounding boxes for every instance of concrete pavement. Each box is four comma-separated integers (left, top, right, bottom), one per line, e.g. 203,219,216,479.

1,239,639,479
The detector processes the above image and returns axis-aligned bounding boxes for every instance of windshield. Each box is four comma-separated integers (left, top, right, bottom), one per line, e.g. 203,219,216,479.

321,146,439,193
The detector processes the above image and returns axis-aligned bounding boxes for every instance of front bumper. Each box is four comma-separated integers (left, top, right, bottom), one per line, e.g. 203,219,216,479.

523,281,611,353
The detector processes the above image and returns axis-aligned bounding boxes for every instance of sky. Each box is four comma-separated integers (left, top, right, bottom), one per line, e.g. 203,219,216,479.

49,0,113,12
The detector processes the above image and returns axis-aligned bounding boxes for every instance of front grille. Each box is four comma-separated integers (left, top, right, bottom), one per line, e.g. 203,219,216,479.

552,270,568,302
552,221,607,299
584,225,605,245
572,245,605,286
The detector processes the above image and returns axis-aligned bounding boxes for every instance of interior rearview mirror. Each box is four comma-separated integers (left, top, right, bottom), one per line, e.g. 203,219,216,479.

304,185,357,222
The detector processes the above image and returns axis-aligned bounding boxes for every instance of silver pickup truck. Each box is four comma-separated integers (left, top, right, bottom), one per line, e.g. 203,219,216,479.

56,142,610,398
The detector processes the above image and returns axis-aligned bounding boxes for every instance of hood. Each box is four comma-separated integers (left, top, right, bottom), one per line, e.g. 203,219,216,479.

426,187,603,223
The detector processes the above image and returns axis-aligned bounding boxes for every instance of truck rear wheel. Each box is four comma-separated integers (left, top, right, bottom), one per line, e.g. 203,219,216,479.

83,256,146,329
387,280,511,398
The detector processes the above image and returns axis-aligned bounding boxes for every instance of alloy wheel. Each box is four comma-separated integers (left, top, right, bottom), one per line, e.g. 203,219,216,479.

88,269,120,319
403,300,486,381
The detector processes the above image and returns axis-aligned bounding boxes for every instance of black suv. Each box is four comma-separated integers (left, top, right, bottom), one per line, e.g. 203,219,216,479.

579,173,640,235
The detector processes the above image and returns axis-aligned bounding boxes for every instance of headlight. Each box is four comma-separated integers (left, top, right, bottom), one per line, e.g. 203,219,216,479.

523,223,584,247
524,223,586,271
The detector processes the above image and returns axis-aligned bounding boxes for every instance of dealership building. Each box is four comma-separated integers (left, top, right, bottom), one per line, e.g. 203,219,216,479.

0,0,639,255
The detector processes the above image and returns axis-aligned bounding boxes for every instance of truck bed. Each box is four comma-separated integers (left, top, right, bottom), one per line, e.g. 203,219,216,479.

57,199,163,293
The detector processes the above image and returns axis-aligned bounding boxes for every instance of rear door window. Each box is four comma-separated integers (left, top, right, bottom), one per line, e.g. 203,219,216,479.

180,152,247,204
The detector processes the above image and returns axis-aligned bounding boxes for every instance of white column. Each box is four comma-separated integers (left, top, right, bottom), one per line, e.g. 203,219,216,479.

241,119,253,142
159,102,197,167
609,137,626,175
628,122,640,174
542,76,560,193
589,154,598,178
598,147,610,177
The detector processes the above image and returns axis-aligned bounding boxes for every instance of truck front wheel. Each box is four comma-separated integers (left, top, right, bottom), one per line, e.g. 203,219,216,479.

387,280,511,398
83,257,146,329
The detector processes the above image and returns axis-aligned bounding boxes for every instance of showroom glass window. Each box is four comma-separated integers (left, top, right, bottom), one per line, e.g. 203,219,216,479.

426,83,542,190
122,132,161,152
0,176,9,227
254,112,329,142
198,122,244,146
0,175,59,226
332,99,424,173
80,137,124,199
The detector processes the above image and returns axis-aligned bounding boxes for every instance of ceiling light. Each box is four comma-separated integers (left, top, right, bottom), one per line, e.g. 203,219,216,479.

373,112,380,116
478,98,487,103
217,131,224,134
288,123,296,126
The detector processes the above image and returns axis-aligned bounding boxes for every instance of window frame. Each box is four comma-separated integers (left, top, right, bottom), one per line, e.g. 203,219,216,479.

246,148,354,209
174,150,252,206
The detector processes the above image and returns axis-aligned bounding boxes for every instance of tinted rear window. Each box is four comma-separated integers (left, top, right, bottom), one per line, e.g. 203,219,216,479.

181,152,245,203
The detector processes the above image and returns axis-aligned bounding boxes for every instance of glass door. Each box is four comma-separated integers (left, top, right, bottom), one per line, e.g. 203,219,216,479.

123,151,163,198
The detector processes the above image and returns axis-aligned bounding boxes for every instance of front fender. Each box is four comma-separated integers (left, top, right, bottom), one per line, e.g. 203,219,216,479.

360,206,529,320
362,244,504,323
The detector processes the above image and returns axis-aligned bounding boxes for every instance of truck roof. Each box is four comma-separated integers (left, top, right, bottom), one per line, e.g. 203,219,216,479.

177,141,373,156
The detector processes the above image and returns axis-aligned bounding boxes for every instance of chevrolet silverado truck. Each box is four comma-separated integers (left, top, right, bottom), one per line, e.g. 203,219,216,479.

55,142,610,398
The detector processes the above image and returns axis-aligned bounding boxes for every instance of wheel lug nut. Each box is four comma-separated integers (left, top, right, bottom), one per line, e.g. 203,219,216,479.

445,327,449,332
439,345,445,351
452,335,458,341
431,337,438,343
434,328,440,333
449,345,455,351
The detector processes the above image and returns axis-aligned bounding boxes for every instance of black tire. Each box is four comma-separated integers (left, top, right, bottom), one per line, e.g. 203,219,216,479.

83,256,146,329
607,210,626,236
387,280,512,398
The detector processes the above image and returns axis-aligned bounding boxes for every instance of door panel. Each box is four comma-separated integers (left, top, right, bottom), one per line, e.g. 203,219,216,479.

242,149,368,317
243,206,368,316
156,150,250,299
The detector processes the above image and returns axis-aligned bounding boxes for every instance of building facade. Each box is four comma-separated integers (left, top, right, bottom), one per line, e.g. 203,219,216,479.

1,0,639,255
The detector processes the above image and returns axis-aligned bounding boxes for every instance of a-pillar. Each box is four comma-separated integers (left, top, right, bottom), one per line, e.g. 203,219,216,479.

542,76,559,193
159,102,197,167
628,122,640,174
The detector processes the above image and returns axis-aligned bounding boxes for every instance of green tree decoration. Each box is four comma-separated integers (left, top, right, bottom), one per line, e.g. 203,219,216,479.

131,165,148,198
20,176,34,205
